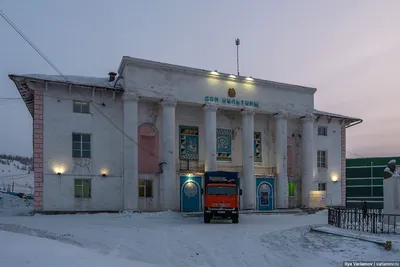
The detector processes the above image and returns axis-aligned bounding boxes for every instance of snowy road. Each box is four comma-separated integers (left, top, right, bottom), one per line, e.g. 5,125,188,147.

0,211,397,267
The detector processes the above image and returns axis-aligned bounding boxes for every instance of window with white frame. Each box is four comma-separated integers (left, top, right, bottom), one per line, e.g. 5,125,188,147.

73,101,90,114
317,150,327,168
317,183,327,191
74,179,91,198
317,126,327,136
72,133,91,158
138,179,153,198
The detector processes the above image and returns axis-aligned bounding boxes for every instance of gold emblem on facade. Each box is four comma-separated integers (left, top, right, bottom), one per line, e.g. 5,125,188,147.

228,88,236,98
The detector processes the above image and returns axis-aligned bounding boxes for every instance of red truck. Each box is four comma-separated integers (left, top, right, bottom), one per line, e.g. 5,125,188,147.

202,171,242,223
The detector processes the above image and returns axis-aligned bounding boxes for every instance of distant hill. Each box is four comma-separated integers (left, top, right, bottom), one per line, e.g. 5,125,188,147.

0,154,33,195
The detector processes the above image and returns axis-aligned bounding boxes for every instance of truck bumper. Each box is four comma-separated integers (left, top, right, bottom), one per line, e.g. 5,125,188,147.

204,208,238,217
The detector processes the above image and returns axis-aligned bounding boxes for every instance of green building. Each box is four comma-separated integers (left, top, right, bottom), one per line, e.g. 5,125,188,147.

346,157,400,209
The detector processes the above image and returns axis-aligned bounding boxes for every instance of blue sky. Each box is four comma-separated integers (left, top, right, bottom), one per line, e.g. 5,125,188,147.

1,0,400,157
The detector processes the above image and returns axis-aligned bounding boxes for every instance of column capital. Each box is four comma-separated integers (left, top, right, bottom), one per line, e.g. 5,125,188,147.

203,102,218,111
274,111,288,119
122,92,139,102
160,98,177,107
301,113,315,122
241,107,255,116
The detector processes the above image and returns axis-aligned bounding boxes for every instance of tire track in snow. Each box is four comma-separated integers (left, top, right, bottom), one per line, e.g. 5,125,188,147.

0,223,83,247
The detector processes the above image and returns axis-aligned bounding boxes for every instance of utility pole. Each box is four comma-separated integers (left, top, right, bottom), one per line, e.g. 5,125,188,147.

235,38,240,76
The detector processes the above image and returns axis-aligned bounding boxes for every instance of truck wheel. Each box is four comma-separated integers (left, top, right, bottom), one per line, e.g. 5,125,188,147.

232,215,239,224
204,214,211,224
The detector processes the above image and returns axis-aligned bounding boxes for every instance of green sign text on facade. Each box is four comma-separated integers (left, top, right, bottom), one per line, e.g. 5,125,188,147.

204,96,259,108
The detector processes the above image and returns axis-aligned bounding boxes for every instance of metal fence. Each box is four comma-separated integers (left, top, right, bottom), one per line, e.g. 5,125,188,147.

328,208,400,235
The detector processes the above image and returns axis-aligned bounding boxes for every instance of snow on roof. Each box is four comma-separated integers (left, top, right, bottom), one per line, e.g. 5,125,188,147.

17,74,123,90
314,109,362,122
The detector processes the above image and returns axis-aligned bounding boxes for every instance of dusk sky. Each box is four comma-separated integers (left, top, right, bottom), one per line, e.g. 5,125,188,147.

1,0,399,158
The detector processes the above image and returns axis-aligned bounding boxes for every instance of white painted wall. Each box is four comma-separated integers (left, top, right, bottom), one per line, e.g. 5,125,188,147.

40,84,344,211
121,63,315,116
42,84,124,211
314,117,343,206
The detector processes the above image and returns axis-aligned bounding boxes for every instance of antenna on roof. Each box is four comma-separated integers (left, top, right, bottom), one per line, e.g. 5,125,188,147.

235,38,240,76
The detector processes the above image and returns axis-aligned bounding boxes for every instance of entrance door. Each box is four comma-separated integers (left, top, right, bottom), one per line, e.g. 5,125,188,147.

180,176,201,212
256,178,274,210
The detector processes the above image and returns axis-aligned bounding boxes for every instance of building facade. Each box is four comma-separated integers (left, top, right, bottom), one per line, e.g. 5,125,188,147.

346,157,400,213
9,57,362,213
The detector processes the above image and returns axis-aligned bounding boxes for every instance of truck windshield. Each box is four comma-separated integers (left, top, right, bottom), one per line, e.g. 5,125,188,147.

207,186,236,195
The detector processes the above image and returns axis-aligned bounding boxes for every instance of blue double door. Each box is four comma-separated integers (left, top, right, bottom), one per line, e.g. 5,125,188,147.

256,178,275,210
180,176,202,212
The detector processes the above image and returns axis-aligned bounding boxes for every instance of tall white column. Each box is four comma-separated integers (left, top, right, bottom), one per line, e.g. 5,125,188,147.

242,108,256,210
275,112,288,209
301,114,314,208
122,92,139,211
203,103,218,172
161,98,177,211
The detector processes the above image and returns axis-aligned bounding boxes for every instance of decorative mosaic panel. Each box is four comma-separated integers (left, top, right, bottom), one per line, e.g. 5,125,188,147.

254,132,262,162
216,128,232,161
179,126,199,160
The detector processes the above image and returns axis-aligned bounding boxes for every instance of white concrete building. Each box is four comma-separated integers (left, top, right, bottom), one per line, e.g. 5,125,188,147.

9,57,362,213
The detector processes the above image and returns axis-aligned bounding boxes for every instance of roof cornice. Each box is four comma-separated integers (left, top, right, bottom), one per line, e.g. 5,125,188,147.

118,56,317,94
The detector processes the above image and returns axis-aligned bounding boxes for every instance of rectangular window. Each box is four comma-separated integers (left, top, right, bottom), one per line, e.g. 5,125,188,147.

318,183,327,191
254,132,262,162
138,179,153,198
72,133,91,158
73,101,90,114
74,179,91,198
288,182,295,197
317,126,327,136
317,150,327,168
216,128,232,161
179,126,199,161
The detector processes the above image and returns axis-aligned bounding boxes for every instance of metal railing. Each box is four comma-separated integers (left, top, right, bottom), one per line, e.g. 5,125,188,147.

328,208,400,235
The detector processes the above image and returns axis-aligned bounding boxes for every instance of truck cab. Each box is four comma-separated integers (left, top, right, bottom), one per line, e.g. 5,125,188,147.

202,171,242,223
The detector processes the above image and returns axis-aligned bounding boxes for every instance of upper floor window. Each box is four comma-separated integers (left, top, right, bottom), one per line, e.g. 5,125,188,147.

73,101,90,114
72,133,91,158
317,150,327,168
317,126,327,136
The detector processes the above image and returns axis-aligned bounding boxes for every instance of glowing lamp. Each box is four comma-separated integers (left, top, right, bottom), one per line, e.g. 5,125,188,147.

331,174,338,183
210,70,219,75
229,74,236,79
100,168,109,177
53,165,65,175
245,77,254,81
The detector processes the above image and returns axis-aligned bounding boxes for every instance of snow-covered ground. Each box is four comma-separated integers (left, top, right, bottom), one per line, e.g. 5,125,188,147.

0,210,398,267
0,159,33,194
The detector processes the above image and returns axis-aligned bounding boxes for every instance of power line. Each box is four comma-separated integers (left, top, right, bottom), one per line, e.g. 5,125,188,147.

0,9,66,79
0,9,163,161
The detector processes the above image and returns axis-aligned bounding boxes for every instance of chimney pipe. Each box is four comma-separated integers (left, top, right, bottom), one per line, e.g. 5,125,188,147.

108,72,117,82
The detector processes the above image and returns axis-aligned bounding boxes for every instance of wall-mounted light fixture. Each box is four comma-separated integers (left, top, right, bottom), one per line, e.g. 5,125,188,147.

331,174,338,183
245,76,254,81
210,70,219,75
229,74,236,79
100,168,109,177
53,164,66,176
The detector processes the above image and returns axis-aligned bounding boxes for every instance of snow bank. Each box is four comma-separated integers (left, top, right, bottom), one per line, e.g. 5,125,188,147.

0,192,33,216
0,230,162,267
